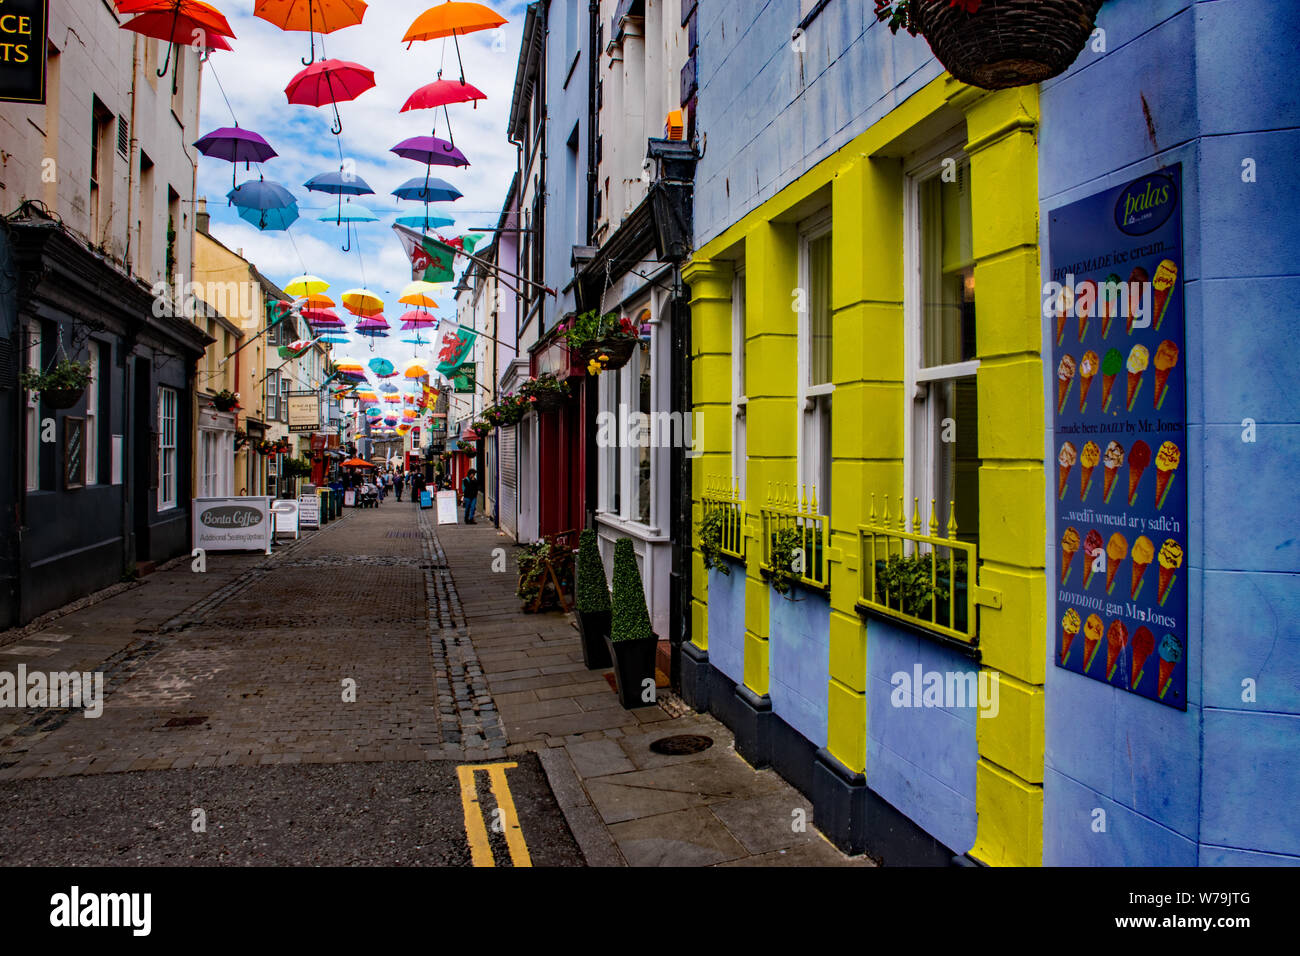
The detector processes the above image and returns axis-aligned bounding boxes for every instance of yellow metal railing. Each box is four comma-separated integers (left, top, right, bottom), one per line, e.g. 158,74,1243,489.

759,483,828,591
701,476,746,560
858,495,988,644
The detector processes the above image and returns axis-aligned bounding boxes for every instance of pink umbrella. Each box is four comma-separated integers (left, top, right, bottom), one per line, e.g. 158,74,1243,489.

401,78,487,113
285,59,376,135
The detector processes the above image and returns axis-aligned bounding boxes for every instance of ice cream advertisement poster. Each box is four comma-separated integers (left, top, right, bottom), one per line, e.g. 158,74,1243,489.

1047,165,1187,710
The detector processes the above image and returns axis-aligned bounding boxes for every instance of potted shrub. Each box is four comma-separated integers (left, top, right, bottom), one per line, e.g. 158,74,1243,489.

560,310,641,374
605,538,659,708
212,389,241,412
519,373,570,413
574,529,612,669
18,358,92,410
874,0,1104,91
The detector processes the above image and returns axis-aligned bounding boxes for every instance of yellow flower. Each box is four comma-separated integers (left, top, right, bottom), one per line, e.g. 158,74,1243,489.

587,360,603,376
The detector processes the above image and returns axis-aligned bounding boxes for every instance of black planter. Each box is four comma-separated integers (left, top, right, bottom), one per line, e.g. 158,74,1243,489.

576,610,612,669
41,387,84,410
604,634,658,709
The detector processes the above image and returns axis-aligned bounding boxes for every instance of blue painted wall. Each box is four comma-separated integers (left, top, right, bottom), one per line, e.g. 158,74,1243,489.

1041,0,1300,866
866,616,978,855
693,0,943,246
768,587,830,748
706,563,746,686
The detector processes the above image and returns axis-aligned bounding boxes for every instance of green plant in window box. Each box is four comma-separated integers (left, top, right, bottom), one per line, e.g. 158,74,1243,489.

19,359,92,409
874,553,970,631
767,527,805,595
698,507,734,576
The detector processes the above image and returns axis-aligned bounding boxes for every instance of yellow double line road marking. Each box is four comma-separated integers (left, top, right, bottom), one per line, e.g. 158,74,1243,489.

457,762,533,867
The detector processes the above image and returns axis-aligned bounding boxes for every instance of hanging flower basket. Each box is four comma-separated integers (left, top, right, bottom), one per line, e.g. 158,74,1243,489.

212,389,241,412
19,358,91,410
878,0,1103,91
583,337,638,373
560,311,641,375
519,373,571,413
42,388,85,410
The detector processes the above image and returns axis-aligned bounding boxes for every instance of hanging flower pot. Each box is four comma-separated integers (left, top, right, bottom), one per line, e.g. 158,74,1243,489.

212,389,241,412
41,388,84,410
878,0,1103,91
19,358,91,410
585,336,638,373
519,373,570,413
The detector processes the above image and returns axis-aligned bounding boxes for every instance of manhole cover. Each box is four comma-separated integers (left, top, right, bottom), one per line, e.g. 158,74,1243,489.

649,734,713,756
162,716,207,728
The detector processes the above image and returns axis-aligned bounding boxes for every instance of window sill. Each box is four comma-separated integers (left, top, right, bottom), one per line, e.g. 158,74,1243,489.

759,565,829,598
855,601,982,661
595,511,668,542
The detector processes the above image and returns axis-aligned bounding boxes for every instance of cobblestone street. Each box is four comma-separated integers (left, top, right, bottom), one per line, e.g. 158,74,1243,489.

0,503,866,866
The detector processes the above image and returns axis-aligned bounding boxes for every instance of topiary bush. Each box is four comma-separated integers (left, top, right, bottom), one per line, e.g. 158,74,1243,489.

610,538,653,643
575,529,611,614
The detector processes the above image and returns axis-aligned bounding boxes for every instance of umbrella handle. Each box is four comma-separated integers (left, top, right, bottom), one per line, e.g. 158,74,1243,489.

341,221,352,253
158,41,175,78
302,6,317,65
331,103,344,136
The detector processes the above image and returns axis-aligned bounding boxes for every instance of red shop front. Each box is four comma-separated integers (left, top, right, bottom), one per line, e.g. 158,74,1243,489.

531,331,590,540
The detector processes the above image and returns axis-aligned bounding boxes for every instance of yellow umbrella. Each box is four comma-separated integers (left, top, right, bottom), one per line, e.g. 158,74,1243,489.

302,292,336,309
341,288,384,317
399,280,442,310
403,358,430,379
285,274,330,297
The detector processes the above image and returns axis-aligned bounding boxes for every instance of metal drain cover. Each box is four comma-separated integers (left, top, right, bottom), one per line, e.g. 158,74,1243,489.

649,734,714,756
162,716,207,728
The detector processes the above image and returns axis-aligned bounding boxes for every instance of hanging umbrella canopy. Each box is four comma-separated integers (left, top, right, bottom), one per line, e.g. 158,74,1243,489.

228,178,295,211
238,202,299,231
355,328,390,339
392,177,462,204
401,282,444,309
255,0,369,63
305,169,375,196
318,203,378,224
340,457,376,468
391,136,469,168
286,59,375,133
285,275,330,298
401,78,487,113
368,358,396,377
395,213,455,231
319,334,351,344
119,2,235,47
342,289,385,317
356,316,391,331
400,312,439,330
403,358,430,379
194,127,277,165
402,2,507,43
300,293,336,310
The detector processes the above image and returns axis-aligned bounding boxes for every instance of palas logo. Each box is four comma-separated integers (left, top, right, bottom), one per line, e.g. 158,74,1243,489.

1115,172,1176,236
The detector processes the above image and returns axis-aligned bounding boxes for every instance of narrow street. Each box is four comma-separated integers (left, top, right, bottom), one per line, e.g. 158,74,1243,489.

0,503,863,867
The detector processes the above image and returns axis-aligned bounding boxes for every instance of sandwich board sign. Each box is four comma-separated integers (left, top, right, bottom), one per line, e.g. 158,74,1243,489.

298,494,320,530
271,499,300,539
193,497,273,555
436,490,458,525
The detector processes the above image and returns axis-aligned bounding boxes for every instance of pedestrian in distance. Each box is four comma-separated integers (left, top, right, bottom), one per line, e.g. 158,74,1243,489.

395,472,405,502
462,469,479,524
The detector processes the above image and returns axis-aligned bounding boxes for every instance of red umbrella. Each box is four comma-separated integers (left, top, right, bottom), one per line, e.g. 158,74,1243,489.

285,60,375,135
401,78,487,113
120,3,234,79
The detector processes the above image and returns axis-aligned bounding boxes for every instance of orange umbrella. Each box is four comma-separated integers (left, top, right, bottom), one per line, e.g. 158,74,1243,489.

403,2,507,44
255,0,369,65
341,457,375,468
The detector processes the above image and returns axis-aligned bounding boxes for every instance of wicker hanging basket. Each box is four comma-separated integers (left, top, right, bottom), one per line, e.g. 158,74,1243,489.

583,337,638,373
40,388,84,410
912,0,1104,91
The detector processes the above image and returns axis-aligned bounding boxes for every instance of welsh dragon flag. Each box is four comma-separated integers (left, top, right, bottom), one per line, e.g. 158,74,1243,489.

393,224,485,284
435,325,478,377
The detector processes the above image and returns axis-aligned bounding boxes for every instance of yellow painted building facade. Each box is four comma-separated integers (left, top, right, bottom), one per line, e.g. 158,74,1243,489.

685,76,1045,865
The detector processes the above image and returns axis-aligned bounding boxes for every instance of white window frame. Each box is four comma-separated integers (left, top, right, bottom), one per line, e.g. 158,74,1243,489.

731,266,747,496
598,299,660,531
903,131,979,525
85,345,99,485
797,212,834,507
267,374,278,421
280,377,290,422
25,325,40,492
158,386,178,510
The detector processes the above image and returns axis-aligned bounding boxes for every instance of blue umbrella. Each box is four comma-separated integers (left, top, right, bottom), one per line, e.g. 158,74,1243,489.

318,202,378,252
305,170,375,196
369,357,396,377
355,328,390,338
392,176,462,203
319,334,350,344
238,202,299,231
227,178,295,211
395,213,454,230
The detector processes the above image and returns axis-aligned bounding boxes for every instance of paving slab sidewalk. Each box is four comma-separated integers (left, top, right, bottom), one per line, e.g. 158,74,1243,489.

435,517,872,868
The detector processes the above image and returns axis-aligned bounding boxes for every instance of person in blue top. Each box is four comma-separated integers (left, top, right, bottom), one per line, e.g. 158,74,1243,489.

462,469,479,524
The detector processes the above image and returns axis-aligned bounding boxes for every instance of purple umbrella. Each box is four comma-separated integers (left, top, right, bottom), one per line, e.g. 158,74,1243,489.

194,127,278,186
391,136,469,168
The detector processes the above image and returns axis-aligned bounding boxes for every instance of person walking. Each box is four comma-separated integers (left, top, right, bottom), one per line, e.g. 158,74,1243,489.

394,471,405,502
462,469,480,524
411,471,425,507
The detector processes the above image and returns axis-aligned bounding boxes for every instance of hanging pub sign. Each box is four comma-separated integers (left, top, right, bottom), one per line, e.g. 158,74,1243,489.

1048,164,1187,710
0,0,48,104
451,363,476,393
287,390,321,433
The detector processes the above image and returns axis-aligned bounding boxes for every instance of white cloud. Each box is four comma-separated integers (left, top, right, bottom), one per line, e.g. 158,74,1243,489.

197,0,530,375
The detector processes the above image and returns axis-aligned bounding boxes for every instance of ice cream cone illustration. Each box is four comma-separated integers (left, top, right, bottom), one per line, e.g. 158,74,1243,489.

1055,284,1073,347
1060,608,1081,664
1131,627,1155,690
1079,441,1100,501
1082,529,1104,589
1057,355,1076,416
1157,539,1183,606
1103,440,1124,503
1105,532,1128,596
1082,613,1104,673
1155,441,1181,509
1100,273,1122,339
1130,535,1154,600
1157,633,1183,700
1152,340,1179,411
1076,280,1096,341
1106,620,1130,682
1126,266,1149,335
1101,348,1123,412
1058,442,1077,501
1126,344,1149,411
1127,440,1151,506
1152,260,1178,331
1078,351,1099,413
1060,525,1080,585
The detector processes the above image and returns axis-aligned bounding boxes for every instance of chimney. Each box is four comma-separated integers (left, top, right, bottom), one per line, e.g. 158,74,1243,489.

196,197,210,235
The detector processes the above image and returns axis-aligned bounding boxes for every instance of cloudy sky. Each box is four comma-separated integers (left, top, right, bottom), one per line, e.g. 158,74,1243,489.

196,0,530,372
